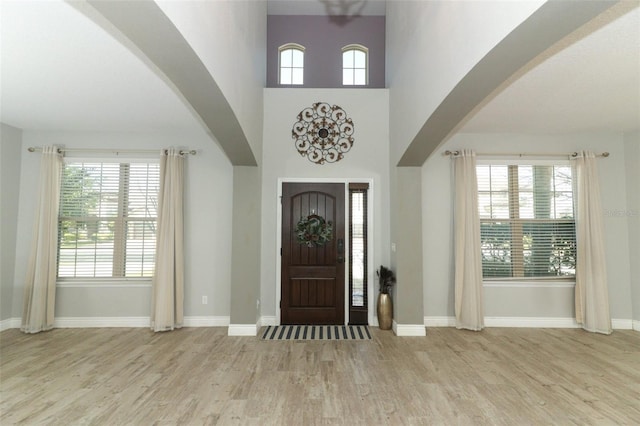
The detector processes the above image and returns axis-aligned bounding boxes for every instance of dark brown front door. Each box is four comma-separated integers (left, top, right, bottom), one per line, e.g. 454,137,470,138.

281,183,345,325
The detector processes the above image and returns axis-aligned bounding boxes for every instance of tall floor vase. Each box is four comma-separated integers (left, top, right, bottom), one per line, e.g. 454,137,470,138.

377,293,393,330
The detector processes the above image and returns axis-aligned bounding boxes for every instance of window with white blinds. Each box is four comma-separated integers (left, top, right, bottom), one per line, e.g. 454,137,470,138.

477,163,576,279
57,161,160,278
349,182,369,325
350,190,366,307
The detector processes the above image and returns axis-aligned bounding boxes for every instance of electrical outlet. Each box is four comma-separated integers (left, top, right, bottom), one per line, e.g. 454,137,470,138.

202,296,208,305
256,299,260,310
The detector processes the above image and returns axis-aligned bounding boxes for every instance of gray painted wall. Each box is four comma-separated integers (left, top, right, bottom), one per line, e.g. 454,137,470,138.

624,132,640,322
393,167,424,326
230,166,262,325
267,15,385,88
422,132,634,322
11,130,234,321
389,1,614,166
157,0,267,160
0,124,22,321
386,1,544,164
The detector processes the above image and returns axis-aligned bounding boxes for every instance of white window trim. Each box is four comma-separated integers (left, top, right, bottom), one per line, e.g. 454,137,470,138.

477,158,571,166
476,158,576,282
57,278,152,288
483,280,575,288
58,158,159,279
341,44,369,86
63,156,160,164
278,43,305,85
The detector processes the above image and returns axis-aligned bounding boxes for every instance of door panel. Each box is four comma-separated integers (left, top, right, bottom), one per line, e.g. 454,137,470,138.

282,183,345,325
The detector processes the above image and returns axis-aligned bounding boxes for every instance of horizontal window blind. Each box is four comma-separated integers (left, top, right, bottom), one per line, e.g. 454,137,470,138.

350,190,366,307
477,164,576,279
349,182,369,325
58,162,159,278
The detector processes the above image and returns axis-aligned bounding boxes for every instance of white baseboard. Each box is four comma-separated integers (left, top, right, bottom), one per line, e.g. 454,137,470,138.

228,324,258,336
392,320,427,336
54,317,151,328
611,319,633,330
425,316,639,331
4,315,637,334
259,316,277,327
1,316,231,330
424,316,457,327
183,316,229,327
485,317,581,328
0,317,21,331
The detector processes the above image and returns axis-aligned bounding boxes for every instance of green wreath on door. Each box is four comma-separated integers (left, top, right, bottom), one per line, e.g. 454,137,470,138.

295,214,333,248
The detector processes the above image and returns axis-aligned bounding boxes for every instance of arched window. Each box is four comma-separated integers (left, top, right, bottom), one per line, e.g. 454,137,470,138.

279,43,305,85
342,44,368,86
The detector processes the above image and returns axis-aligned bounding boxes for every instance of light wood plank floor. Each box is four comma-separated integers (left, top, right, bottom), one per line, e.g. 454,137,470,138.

1,327,639,425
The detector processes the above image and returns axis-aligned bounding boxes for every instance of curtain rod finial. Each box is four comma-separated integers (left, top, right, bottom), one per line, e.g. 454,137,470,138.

602,152,610,157
28,147,35,152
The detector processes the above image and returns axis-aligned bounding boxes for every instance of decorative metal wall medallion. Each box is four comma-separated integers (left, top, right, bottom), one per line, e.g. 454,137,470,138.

292,102,354,164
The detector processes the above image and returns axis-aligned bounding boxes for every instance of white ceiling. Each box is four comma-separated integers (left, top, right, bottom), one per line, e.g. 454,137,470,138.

460,1,640,135
0,0,202,133
1,0,638,137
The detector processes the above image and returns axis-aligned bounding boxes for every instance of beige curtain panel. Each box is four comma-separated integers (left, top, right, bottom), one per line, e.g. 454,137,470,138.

453,149,484,331
151,148,185,332
21,146,62,334
574,151,612,334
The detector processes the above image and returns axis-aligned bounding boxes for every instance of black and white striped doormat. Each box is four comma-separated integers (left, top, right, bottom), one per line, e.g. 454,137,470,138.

261,325,371,340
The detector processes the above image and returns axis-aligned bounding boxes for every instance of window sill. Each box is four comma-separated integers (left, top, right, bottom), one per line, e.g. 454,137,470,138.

56,279,152,288
483,280,575,288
